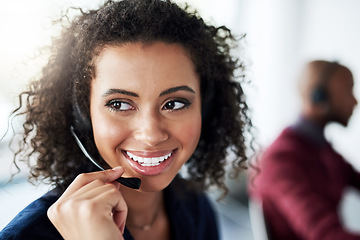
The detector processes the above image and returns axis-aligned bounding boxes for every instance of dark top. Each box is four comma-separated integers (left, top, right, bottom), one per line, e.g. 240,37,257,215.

249,118,360,240
0,177,219,240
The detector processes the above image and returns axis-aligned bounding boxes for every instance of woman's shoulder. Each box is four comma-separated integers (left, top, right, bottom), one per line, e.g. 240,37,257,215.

0,189,63,240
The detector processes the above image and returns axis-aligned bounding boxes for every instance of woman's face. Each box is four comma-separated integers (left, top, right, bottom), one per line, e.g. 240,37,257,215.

90,42,202,192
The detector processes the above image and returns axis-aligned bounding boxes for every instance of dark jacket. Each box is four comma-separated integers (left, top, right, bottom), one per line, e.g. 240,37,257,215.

0,177,219,240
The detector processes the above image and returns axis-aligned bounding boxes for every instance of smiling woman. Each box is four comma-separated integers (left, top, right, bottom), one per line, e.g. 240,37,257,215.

0,0,254,239
90,43,202,190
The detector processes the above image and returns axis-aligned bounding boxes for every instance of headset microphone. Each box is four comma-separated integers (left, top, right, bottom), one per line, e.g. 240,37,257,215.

70,126,141,189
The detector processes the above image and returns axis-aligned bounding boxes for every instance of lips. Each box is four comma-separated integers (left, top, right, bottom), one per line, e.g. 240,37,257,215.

123,150,175,176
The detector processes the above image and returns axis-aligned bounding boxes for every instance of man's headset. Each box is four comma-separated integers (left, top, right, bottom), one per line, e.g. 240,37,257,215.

311,61,339,104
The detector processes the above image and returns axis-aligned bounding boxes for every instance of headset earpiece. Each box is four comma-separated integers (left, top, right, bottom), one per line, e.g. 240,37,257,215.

311,86,328,104
201,79,215,121
71,86,101,166
72,87,92,136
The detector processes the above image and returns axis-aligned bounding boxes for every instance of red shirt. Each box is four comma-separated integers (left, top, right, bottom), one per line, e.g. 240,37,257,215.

249,121,360,240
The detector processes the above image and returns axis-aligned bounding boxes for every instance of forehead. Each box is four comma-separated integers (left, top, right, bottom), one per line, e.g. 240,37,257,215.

97,42,192,66
92,42,200,92
330,66,354,88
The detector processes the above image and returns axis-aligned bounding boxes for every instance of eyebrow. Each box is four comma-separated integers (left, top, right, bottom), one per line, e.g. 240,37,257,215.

159,85,195,97
102,89,139,97
102,85,195,98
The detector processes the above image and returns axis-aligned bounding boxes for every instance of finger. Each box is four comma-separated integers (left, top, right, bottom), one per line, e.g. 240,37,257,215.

49,183,124,226
113,208,128,234
111,180,121,190
93,186,128,233
111,194,128,234
59,167,124,199
48,183,127,240
67,180,118,201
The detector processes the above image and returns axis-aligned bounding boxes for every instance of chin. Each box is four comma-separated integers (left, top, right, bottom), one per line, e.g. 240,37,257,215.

337,118,350,127
329,114,350,127
138,176,174,193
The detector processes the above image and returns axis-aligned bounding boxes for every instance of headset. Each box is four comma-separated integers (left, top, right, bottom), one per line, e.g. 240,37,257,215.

71,88,141,189
311,61,339,104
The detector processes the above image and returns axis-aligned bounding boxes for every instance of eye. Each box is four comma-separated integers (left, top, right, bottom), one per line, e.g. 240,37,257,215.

106,100,134,112
162,99,190,111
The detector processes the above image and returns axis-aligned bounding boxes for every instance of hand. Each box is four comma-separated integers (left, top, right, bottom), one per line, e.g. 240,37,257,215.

47,167,127,240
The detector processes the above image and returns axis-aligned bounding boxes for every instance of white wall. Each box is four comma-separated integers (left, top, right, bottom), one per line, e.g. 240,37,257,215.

185,0,360,171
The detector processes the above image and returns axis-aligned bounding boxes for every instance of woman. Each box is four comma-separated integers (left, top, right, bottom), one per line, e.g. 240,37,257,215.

0,0,254,239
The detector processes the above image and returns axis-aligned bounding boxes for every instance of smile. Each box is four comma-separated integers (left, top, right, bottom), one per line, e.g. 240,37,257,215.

126,151,173,167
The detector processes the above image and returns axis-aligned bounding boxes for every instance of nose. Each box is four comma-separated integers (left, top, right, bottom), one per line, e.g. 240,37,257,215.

351,93,358,108
133,111,169,147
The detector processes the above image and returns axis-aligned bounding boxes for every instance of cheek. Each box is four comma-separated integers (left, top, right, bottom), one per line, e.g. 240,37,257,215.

177,115,202,152
91,112,128,159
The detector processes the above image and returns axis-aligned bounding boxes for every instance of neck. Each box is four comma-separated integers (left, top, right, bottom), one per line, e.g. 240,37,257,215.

295,114,327,146
301,109,328,130
121,187,164,228
304,115,326,129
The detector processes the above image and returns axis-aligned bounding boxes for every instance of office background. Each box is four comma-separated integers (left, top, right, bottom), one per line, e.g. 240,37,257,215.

1,0,360,238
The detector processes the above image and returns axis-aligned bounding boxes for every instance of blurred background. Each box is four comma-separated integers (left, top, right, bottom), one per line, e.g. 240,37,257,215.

1,0,360,239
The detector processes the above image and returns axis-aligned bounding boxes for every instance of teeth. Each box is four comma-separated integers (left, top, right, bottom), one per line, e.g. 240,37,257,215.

126,151,172,167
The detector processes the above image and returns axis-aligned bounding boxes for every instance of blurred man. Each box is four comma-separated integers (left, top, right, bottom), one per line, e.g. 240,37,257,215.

249,60,360,240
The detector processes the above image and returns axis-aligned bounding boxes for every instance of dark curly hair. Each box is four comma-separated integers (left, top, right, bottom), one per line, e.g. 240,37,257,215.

11,0,254,195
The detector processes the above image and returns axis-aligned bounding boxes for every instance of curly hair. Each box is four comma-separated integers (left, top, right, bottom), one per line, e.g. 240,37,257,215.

11,0,254,195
